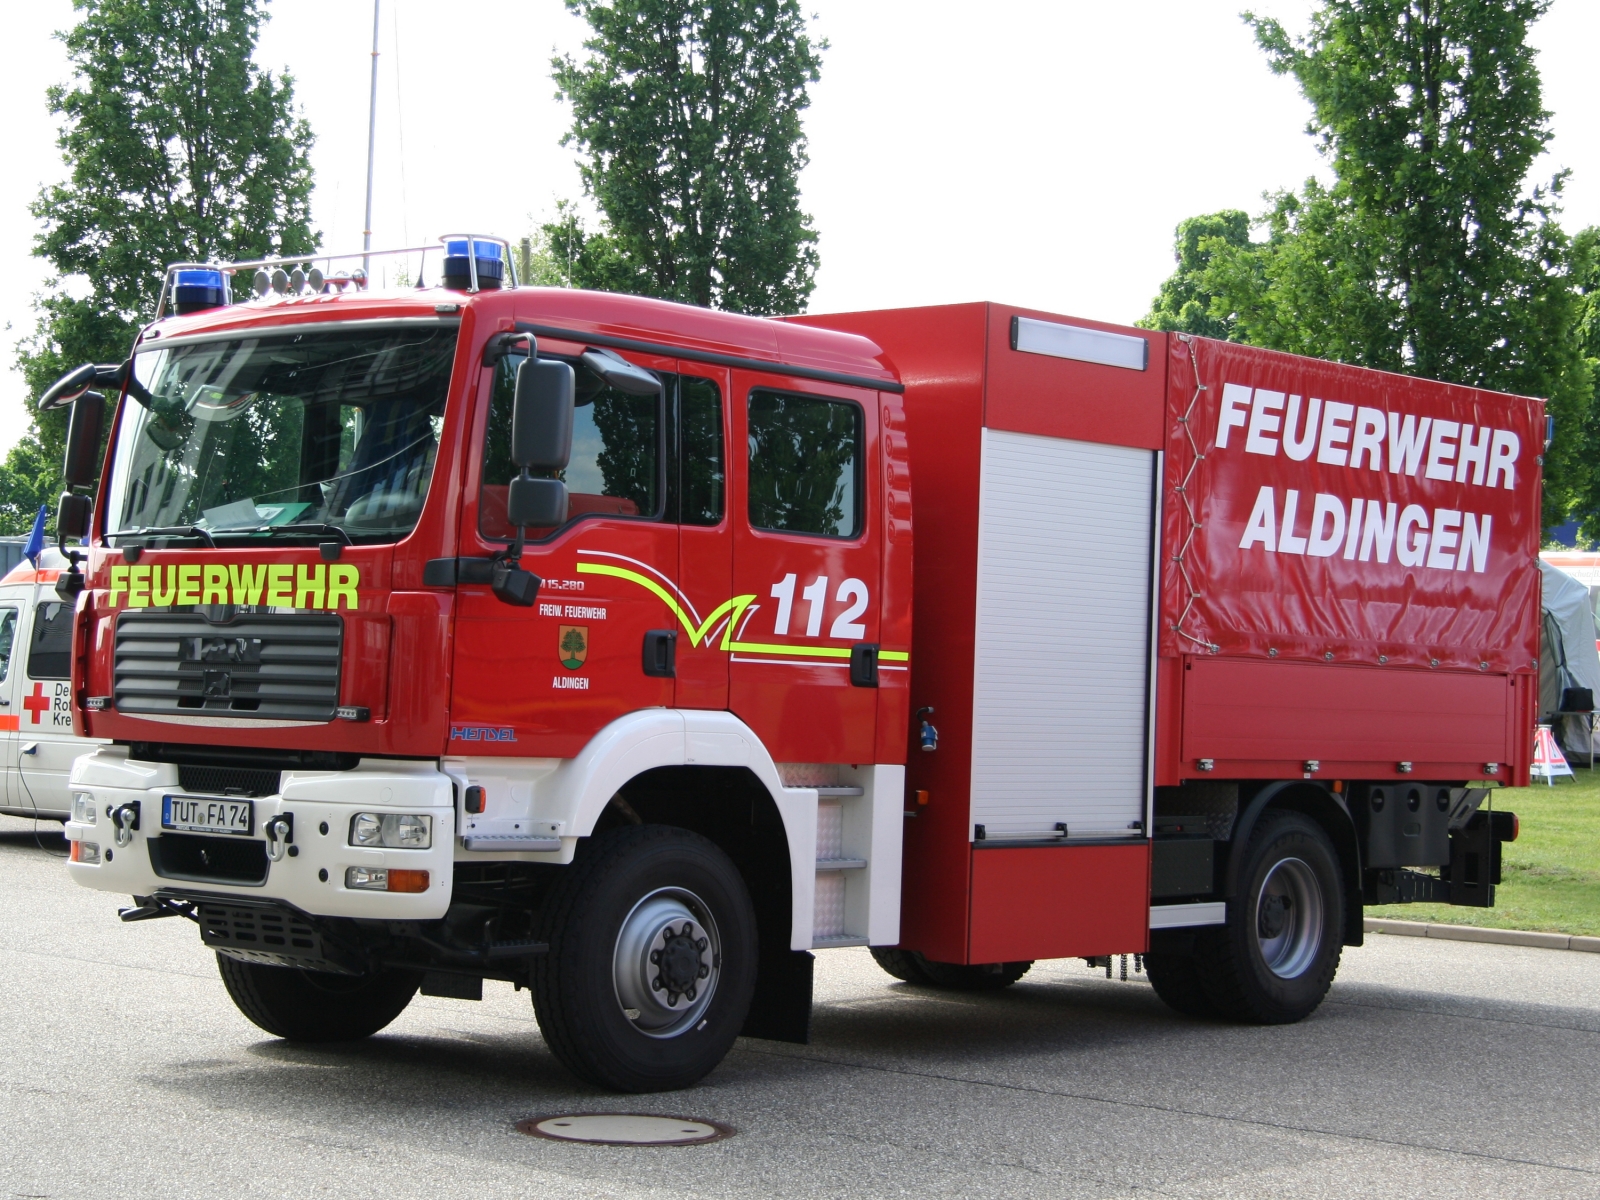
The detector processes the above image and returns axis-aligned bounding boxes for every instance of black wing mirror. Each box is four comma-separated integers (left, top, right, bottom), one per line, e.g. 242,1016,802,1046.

489,349,576,607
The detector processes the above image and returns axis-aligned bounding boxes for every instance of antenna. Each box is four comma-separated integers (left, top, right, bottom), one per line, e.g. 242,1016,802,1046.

363,0,380,277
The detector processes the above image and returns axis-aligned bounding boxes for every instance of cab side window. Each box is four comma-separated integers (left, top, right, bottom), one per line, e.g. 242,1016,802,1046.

747,390,862,538
480,353,662,539
28,602,73,680
667,375,724,526
0,609,16,681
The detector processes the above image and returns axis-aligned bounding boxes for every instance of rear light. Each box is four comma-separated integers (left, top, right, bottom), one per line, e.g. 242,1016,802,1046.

344,866,429,892
70,841,100,864
1510,814,1520,842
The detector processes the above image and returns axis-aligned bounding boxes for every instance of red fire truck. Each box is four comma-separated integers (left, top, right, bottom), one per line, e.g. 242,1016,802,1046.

48,237,1529,1092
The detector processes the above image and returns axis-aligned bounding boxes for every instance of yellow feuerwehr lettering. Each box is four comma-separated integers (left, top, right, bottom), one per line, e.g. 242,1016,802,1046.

228,563,265,605
176,564,201,606
328,564,359,609
128,564,150,607
151,565,178,606
109,564,128,608
266,564,293,606
294,562,326,609
202,564,228,604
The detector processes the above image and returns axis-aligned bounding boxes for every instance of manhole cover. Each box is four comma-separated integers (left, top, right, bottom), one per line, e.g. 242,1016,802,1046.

517,1113,734,1146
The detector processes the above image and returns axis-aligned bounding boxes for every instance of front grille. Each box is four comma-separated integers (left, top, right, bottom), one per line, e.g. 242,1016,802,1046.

196,900,362,974
114,611,342,722
177,765,281,797
148,833,269,886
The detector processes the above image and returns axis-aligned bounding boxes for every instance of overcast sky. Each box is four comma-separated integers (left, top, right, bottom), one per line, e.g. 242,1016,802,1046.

1,0,1596,452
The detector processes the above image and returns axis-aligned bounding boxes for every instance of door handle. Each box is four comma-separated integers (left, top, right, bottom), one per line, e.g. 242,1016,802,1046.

642,630,677,678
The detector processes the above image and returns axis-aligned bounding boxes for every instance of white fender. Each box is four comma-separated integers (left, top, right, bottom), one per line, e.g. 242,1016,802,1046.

482,709,820,950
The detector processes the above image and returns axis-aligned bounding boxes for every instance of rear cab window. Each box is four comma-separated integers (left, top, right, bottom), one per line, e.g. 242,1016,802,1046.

746,390,863,538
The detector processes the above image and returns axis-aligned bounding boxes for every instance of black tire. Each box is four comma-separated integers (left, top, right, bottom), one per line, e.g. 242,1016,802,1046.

873,947,1030,990
869,947,934,984
1198,810,1344,1023
1144,951,1216,1018
216,954,422,1042
533,825,757,1093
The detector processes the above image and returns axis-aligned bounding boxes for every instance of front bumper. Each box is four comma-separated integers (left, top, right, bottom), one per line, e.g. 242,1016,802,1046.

64,748,456,920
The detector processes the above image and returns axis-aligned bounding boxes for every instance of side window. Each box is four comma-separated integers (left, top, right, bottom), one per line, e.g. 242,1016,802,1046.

0,609,16,681
479,354,663,539
668,375,724,526
747,391,862,538
28,602,73,681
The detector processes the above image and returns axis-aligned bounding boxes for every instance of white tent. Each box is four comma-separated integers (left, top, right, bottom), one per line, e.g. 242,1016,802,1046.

1538,558,1600,756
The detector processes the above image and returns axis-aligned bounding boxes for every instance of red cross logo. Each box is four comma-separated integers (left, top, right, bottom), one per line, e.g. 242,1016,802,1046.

23,682,50,725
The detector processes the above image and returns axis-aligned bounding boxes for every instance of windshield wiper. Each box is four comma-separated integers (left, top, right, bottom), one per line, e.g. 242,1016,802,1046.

117,524,217,547
263,522,352,545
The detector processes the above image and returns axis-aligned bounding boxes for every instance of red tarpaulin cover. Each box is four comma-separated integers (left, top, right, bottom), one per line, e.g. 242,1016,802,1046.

1160,335,1543,674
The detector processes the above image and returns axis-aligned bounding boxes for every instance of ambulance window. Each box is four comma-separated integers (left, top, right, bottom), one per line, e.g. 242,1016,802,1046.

668,375,724,526
27,602,73,681
747,391,861,538
480,353,662,540
0,609,16,681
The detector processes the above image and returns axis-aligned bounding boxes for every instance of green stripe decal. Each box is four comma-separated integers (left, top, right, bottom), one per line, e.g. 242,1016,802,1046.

576,559,909,665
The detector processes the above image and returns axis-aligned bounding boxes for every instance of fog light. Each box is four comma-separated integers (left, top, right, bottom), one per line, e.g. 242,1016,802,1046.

72,793,97,824
71,841,100,864
344,866,428,892
350,812,432,849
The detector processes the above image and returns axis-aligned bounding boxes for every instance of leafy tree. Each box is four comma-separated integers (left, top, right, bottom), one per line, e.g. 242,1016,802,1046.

550,0,824,315
1144,0,1592,528
6,0,315,534
1137,210,1252,339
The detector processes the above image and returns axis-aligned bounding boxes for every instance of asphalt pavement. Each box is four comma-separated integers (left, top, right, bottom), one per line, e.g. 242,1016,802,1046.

3,812,1597,1199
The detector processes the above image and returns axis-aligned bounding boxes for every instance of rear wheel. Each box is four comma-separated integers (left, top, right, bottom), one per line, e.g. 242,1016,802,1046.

1197,810,1344,1023
1144,951,1215,1017
216,955,422,1041
871,947,1031,990
533,825,757,1092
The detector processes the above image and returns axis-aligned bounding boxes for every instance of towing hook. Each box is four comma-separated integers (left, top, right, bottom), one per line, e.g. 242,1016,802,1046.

113,803,140,848
264,815,294,863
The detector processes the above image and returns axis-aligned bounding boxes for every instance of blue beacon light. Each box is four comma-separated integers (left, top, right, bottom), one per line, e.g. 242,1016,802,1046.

172,268,229,314
441,239,504,290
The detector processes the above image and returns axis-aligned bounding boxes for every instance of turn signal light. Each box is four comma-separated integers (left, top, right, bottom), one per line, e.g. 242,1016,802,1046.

344,866,429,892
70,840,100,864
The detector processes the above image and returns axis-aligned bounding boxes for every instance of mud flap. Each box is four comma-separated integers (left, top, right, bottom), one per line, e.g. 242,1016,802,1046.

740,948,813,1044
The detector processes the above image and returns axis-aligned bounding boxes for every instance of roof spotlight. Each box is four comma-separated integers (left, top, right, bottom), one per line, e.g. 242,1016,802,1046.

307,267,325,294
252,269,271,297
289,267,306,293
270,268,289,294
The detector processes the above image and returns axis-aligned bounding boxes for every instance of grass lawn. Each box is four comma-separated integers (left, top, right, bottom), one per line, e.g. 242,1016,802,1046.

1365,766,1600,936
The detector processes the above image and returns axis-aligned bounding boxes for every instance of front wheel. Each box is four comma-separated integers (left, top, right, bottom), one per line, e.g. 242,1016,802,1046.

1197,810,1344,1023
533,825,757,1092
216,955,422,1041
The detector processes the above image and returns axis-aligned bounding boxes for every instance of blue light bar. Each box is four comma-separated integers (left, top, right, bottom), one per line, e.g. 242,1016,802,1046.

172,268,229,314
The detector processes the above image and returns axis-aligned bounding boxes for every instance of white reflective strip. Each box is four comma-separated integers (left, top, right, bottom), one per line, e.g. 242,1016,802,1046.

1150,901,1227,929
1012,315,1147,371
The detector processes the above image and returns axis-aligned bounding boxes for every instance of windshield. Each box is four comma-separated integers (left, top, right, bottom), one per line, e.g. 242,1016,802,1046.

106,323,457,544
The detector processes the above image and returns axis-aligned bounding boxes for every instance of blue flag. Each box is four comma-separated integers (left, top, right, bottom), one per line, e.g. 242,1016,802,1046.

23,503,46,567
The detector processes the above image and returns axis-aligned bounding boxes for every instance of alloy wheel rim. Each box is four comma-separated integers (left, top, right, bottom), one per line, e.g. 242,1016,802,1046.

1254,856,1323,979
612,887,722,1038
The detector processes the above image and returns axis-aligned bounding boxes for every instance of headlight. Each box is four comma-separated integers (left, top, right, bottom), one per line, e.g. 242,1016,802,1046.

349,812,432,849
72,793,98,824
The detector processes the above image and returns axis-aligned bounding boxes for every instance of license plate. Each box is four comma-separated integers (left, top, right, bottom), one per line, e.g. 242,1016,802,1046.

162,795,254,836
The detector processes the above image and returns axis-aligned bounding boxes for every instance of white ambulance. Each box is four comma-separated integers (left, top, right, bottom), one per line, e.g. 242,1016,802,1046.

0,548,104,821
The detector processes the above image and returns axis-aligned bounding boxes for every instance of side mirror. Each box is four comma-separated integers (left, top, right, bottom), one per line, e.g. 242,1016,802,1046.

507,476,568,528
62,390,107,487
512,358,575,470
57,491,92,541
39,361,124,411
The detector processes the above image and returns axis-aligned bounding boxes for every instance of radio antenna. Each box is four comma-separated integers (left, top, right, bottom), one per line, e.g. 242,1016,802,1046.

362,0,380,277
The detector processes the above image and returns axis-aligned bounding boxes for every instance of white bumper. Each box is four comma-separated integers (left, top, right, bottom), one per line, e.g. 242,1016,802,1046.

64,747,455,920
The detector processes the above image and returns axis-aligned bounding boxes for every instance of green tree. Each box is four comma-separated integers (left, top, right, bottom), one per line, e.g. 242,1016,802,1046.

550,0,824,315
1137,210,1252,339
6,0,315,534
1144,0,1591,528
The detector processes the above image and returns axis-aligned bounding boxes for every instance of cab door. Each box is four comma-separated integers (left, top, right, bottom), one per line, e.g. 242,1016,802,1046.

17,598,79,816
451,344,678,757
669,365,732,710
728,373,882,763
